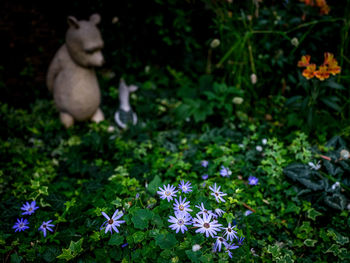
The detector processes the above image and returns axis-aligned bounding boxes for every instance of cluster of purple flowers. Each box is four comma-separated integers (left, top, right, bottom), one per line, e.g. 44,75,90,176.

12,200,55,238
157,181,245,259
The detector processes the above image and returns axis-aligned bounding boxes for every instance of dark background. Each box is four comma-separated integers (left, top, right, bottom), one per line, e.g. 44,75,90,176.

0,0,212,109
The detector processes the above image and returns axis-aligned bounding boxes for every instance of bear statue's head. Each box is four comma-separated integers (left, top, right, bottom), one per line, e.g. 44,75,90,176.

65,14,104,67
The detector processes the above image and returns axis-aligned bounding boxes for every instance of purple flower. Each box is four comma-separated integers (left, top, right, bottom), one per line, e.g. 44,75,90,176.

173,196,192,214
178,180,192,193
237,236,245,246
248,176,259,185
244,210,253,216
209,183,227,203
21,201,39,215
220,166,232,177
214,208,225,217
201,160,209,168
193,213,222,238
13,218,29,232
214,236,228,252
168,212,192,234
202,174,208,180
225,243,239,258
157,184,178,202
100,209,125,234
121,243,128,248
195,203,214,217
223,222,238,241
38,220,55,237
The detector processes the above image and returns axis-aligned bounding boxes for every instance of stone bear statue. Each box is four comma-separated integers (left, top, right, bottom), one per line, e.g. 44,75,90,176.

46,14,105,128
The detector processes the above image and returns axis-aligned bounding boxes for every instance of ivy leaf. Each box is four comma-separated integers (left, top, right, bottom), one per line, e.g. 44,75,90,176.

108,235,124,246
307,208,322,221
304,239,317,247
57,238,84,261
324,194,347,210
132,209,153,229
327,229,349,245
325,244,341,256
267,245,281,258
155,232,177,249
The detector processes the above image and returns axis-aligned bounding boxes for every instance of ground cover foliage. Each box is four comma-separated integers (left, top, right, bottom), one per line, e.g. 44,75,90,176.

1,0,350,262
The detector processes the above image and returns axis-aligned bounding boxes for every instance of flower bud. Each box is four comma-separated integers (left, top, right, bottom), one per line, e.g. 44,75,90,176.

340,149,349,159
232,97,244,105
210,39,220,49
291,37,299,47
250,73,257,84
192,244,201,252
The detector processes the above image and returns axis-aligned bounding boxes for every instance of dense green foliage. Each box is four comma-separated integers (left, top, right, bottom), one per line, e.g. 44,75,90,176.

1,0,350,262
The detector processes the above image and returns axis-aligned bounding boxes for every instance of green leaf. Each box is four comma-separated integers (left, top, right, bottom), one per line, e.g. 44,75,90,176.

68,238,83,255
56,249,74,261
307,208,322,221
57,238,83,261
185,249,202,263
147,175,162,195
108,235,124,246
304,239,317,247
320,97,341,112
155,232,177,249
267,245,281,258
133,231,146,243
132,209,153,229
42,247,60,262
10,253,22,263
325,244,341,256
327,229,349,245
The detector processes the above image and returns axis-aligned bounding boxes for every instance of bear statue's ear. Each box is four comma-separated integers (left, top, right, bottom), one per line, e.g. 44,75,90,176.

67,16,79,29
90,14,101,25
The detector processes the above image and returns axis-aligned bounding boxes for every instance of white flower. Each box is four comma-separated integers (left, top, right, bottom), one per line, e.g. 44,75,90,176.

157,184,178,202
262,138,267,145
308,161,321,170
193,213,222,238
168,212,192,234
100,209,125,234
209,183,227,203
192,244,201,252
223,223,238,241
256,145,263,152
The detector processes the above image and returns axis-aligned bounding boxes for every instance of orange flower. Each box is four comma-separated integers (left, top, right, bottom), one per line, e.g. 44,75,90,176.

302,64,316,79
323,52,341,75
315,65,330,81
316,0,330,14
298,55,311,67
327,61,341,75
